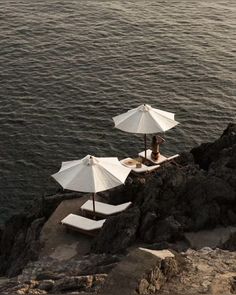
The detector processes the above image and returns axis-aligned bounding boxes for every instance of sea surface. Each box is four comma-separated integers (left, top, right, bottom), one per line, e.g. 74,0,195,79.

0,0,235,223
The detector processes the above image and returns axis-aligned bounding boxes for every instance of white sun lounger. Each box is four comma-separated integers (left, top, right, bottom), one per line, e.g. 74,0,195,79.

81,200,132,217
138,149,179,165
61,214,106,236
120,158,160,173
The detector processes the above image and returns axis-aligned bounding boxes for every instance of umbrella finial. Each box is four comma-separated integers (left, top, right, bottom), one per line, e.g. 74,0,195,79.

82,155,96,166
139,104,150,112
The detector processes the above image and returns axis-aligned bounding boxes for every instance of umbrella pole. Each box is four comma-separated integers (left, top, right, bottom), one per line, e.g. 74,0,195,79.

92,193,96,219
144,134,147,160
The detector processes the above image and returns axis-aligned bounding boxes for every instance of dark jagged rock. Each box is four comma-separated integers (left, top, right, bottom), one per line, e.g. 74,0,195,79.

139,213,183,244
52,274,107,293
92,207,141,254
147,216,183,243
183,176,235,230
20,253,122,282
1,249,236,295
191,123,236,170
99,176,145,205
37,280,54,291
222,232,236,251
0,192,85,277
91,125,236,252
0,205,45,277
139,212,159,241
0,274,107,294
0,254,119,294
42,191,85,217
6,218,45,277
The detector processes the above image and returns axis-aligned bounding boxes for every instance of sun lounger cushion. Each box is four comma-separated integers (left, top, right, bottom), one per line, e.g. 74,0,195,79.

61,214,106,231
81,200,132,216
120,158,160,173
167,154,180,161
139,149,179,164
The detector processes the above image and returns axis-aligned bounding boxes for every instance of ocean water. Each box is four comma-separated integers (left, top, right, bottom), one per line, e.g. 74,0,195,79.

0,0,235,223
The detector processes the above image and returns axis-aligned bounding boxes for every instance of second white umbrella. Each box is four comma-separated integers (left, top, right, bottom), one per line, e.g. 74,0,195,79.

112,104,179,158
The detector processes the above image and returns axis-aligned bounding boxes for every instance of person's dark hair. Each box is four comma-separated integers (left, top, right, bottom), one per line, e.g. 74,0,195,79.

152,135,157,144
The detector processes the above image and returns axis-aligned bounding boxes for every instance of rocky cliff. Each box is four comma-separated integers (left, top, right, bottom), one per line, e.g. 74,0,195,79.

0,248,235,295
92,123,236,253
0,123,235,294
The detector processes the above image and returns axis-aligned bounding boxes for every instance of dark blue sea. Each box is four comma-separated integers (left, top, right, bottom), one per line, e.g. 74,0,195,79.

0,0,235,223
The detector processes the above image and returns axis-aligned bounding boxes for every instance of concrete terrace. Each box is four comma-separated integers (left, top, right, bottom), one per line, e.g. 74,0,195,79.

40,196,93,261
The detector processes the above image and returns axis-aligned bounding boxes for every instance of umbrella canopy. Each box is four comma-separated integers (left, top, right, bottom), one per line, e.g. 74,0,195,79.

52,155,131,216
112,104,179,134
112,104,179,159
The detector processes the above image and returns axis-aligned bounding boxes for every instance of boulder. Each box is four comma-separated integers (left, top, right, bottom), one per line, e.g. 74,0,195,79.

139,212,158,241
0,202,45,277
37,280,54,291
100,177,145,205
221,231,236,251
6,218,44,277
92,207,141,254
99,248,178,295
19,253,121,283
191,123,236,170
183,176,235,230
52,274,107,293
53,275,94,292
185,226,236,249
141,216,183,244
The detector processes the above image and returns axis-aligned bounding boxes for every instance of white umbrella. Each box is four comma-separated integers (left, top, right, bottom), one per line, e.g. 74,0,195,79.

112,103,179,158
51,155,131,216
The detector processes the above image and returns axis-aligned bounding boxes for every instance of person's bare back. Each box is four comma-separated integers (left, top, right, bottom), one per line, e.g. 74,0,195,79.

151,135,165,161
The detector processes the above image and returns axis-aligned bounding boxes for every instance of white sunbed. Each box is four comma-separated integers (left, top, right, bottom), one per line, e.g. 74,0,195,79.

61,213,106,236
138,149,179,165
81,200,132,217
120,158,160,173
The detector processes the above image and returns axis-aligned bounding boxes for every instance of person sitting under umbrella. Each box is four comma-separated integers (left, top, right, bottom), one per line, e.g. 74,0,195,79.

151,135,165,161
